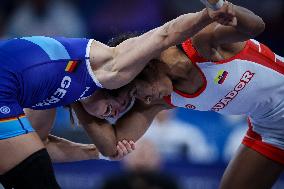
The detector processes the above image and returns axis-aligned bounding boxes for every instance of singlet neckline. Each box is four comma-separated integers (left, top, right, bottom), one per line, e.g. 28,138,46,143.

172,40,207,98
173,39,250,98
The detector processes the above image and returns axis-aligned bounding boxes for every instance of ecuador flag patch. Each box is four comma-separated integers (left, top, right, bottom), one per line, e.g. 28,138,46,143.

214,70,228,84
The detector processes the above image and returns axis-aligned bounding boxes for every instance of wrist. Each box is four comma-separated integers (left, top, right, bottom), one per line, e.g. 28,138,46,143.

201,8,215,24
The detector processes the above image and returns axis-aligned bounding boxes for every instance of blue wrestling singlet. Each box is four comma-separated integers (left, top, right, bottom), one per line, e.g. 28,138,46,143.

0,36,99,139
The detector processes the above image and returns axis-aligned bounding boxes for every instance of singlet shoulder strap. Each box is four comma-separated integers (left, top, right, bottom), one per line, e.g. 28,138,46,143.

176,43,186,54
181,39,207,63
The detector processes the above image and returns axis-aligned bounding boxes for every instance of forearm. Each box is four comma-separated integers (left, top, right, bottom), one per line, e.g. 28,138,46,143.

72,101,167,157
71,103,118,156
45,135,100,163
156,9,212,49
112,9,213,82
114,103,168,142
92,9,213,89
83,103,166,157
81,120,118,157
233,5,265,37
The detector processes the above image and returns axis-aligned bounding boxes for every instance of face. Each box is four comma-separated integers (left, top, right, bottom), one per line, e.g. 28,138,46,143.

133,61,173,104
80,86,134,119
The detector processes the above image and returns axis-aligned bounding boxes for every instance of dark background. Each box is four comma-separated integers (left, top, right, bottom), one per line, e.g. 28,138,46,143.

0,0,283,188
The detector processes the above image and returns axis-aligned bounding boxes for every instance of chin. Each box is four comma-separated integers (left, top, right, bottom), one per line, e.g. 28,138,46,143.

85,109,99,119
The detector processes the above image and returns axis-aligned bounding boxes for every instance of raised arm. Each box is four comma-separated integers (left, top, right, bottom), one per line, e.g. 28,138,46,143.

214,4,265,43
71,101,169,157
90,8,215,89
193,2,265,48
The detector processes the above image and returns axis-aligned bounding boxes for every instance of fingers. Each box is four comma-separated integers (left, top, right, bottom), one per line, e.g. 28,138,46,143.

207,2,237,26
130,141,136,150
227,3,237,26
118,140,131,156
116,142,127,158
116,143,124,156
227,2,235,17
111,140,135,161
228,17,238,27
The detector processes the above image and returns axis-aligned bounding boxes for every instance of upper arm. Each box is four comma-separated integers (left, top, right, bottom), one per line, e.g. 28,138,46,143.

208,5,265,46
193,23,247,46
71,102,118,156
210,24,252,45
89,40,116,88
192,5,265,56
89,29,166,89
191,23,248,60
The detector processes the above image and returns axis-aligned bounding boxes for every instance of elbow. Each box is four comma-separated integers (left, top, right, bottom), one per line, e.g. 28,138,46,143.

249,18,266,38
254,18,265,36
99,147,117,157
258,19,266,35
96,140,118,157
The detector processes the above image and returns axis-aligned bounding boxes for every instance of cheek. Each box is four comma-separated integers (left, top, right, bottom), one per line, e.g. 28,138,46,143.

84,101,104,117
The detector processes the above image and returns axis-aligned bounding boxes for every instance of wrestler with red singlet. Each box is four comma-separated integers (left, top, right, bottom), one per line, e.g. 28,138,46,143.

72,1,284,189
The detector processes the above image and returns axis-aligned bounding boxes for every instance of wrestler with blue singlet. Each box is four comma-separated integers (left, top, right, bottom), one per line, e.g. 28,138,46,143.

0,2,225,188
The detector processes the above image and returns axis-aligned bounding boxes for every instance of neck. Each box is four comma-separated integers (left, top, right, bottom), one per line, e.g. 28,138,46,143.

159,46,194,81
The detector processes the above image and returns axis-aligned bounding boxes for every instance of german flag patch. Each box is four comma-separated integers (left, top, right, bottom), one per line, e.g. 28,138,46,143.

65,60,79,72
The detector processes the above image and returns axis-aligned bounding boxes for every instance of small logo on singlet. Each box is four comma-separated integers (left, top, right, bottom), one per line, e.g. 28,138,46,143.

0,106,10,114
214,70,228,84
77,87,91,100
185,104,196,110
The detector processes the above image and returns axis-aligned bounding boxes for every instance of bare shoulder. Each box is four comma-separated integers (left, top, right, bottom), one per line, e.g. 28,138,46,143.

89,40,114,70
